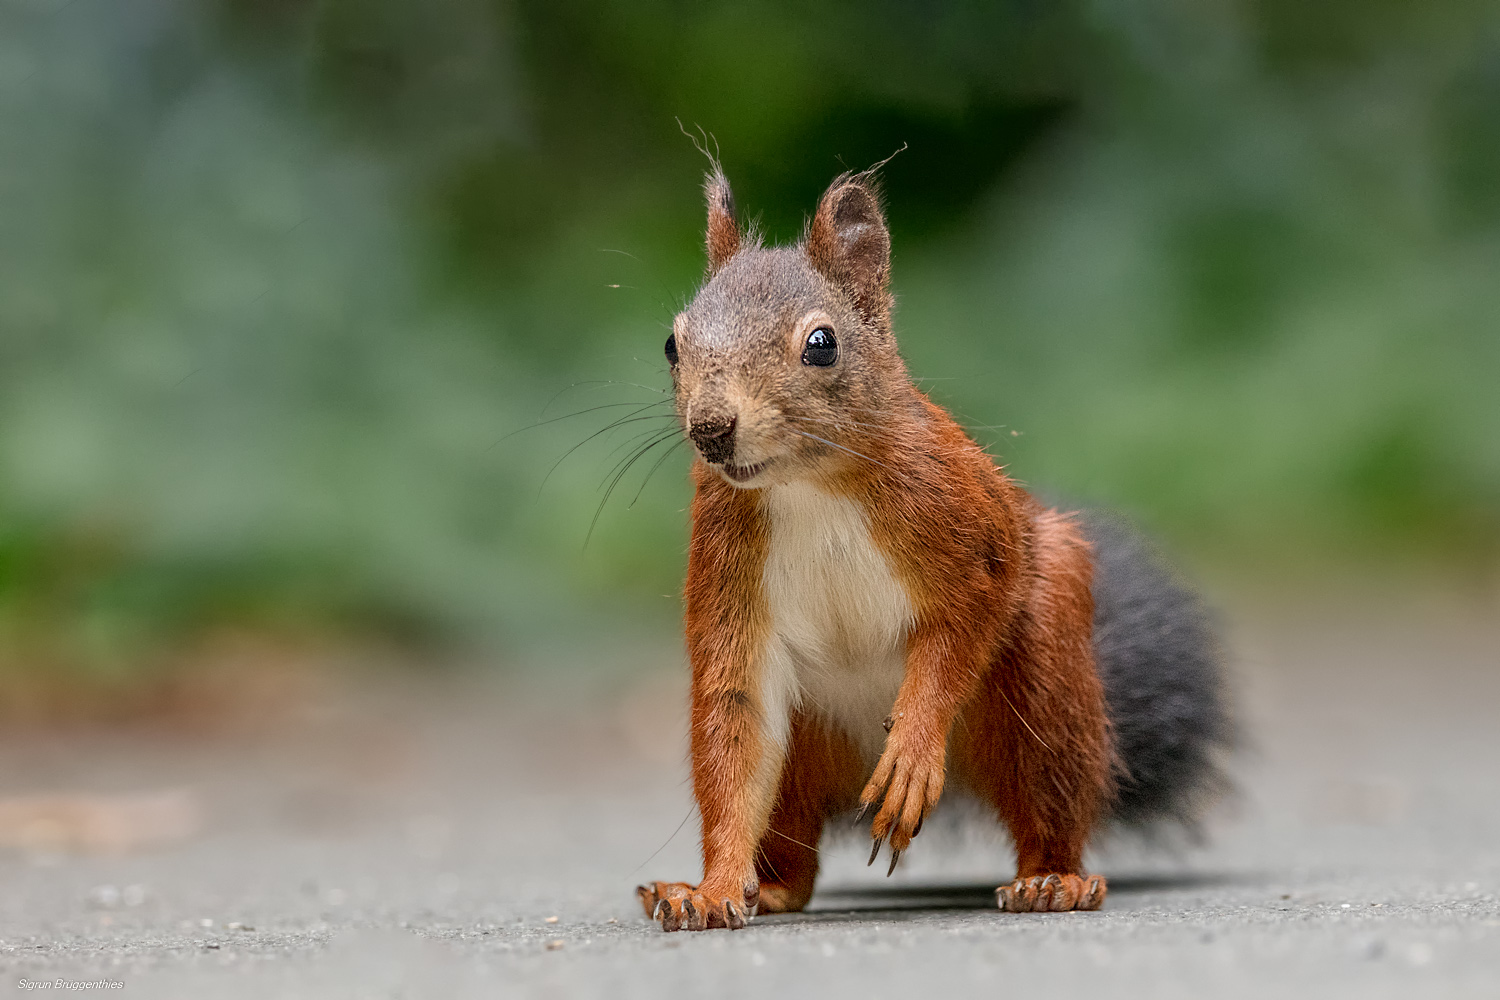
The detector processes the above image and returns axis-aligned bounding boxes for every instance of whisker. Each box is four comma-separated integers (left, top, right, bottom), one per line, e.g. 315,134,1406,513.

627,803,696,878
598,248,684,313
1001,688,1057,757
550,398,673,422
766,826,820,855
788,429,891,470
601,422,681,467
632,357,679,379
756,843,782,882
539,379,661,418
629,437,689,509
599,428,679,492
493,398,672,451
598,429,677,494
593,429,677,493
539,410,678,495
586,433,678,547
541,380,670,417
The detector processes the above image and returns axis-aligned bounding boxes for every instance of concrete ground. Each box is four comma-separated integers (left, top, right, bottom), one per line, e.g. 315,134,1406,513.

0,594,1497,998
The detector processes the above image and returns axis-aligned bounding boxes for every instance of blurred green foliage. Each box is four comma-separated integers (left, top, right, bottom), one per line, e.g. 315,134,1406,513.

1,0,1497,680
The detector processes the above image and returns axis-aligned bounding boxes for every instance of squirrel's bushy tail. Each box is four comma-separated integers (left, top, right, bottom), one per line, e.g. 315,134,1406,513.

1081,511,1233,832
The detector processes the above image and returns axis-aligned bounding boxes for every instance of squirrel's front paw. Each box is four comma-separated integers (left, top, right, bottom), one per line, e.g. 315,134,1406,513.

635,881,751,932
858,725,946,874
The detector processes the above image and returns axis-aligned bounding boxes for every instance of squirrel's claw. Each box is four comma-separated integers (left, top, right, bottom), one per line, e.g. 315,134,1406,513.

638,881,753,932
861,729,945,867
997,873,1107,912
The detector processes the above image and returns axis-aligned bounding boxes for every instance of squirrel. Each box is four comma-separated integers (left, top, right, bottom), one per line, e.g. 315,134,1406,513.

636,164,1231,932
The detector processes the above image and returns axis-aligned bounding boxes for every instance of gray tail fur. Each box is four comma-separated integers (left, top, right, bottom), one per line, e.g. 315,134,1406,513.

1081,511,1234,832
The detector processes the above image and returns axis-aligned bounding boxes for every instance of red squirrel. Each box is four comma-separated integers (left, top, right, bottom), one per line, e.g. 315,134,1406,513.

637,165,1229,931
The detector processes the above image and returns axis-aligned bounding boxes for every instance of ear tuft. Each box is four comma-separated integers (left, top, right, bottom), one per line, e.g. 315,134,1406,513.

805,174,891,322
704,169,740,276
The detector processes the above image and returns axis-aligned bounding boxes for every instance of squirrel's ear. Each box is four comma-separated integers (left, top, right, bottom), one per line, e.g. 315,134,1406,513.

704,169,740,276
805,175,891,322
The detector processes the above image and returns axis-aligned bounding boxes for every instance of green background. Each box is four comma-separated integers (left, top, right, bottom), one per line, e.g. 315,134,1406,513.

2,0,1497,691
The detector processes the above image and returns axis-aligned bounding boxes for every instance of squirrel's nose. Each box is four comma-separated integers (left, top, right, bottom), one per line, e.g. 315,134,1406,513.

688,415,737,464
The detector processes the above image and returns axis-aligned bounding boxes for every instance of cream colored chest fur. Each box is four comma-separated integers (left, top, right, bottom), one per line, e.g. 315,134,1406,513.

757,481,916,760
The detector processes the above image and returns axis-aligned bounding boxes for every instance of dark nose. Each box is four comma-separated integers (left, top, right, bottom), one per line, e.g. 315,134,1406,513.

688,415,737,464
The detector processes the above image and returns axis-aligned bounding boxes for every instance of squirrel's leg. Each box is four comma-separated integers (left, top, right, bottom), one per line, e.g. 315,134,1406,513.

859,622,994,872
955,510,1114,913
753,713,864,914
639,484,790,932
639,636,794,932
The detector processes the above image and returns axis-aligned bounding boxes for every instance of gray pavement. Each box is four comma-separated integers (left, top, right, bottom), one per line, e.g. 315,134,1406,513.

0,595,1497,998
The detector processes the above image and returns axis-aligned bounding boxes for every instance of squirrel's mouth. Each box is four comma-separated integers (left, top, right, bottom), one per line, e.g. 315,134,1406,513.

719,459,770,484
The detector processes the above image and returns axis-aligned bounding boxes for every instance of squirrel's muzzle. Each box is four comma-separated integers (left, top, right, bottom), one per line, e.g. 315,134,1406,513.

688,415,737,465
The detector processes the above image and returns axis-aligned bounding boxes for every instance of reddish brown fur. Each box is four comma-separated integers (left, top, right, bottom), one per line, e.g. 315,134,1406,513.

703,169,740,277
753,712,864,913
638,168,1116,931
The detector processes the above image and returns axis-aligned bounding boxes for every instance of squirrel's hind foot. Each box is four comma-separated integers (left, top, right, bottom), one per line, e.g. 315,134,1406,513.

754,881,813,914
997,873,1106,912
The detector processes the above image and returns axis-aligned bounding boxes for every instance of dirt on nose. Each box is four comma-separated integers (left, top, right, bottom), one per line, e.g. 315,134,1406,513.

688,415,736,464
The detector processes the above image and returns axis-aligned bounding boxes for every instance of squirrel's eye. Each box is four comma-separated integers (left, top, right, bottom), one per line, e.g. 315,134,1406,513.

664,334,679,367
801,327,838,367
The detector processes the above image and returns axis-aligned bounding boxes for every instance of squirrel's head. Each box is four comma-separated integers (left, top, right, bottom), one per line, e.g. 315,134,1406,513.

668,169,908,489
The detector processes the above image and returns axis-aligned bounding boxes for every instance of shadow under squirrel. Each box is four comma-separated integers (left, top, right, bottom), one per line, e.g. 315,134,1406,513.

638,164,1231,931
